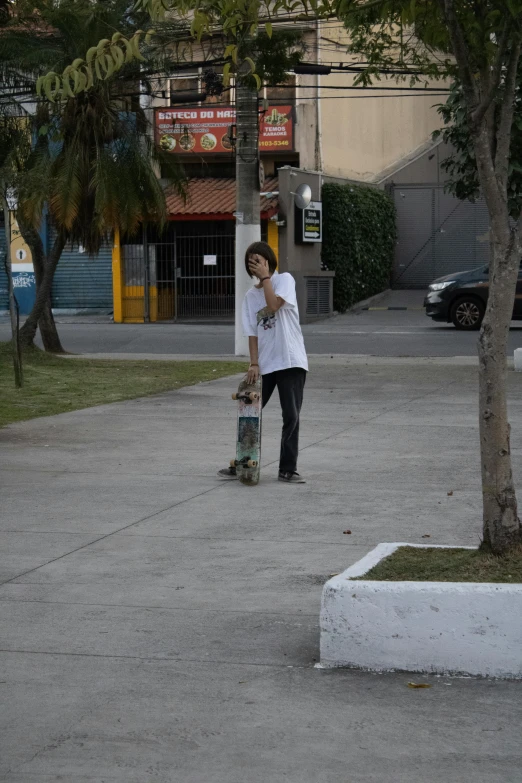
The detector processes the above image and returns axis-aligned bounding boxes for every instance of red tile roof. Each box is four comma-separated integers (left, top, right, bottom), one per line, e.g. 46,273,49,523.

165,177,279,219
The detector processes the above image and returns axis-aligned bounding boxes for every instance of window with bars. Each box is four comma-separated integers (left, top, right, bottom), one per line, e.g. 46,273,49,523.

169,69,233,106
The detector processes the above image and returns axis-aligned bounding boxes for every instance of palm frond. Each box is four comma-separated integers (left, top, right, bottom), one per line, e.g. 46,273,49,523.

2,0,186,253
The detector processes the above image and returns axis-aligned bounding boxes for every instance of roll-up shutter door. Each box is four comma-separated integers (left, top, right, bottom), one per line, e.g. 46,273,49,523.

50,226,112,311
0,218,7,311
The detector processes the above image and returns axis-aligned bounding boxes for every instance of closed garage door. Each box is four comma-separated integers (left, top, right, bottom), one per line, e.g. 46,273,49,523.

392,185,490,289
51,227,113,311
0,219,7,311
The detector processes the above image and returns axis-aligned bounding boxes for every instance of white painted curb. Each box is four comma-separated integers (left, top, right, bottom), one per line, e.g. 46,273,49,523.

320,543,522,679
514,348,522,371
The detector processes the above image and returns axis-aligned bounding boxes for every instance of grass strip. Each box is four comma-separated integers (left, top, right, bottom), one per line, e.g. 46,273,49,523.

360,545,522,583
1,342,245,427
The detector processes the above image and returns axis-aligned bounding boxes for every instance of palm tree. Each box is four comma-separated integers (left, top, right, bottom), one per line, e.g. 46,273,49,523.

0,0,184,351
0,112,30,384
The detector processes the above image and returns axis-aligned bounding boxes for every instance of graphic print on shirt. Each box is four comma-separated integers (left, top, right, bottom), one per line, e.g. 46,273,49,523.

257,305,276,331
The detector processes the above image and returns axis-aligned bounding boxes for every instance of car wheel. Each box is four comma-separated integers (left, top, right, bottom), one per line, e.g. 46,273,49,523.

450,297,485,330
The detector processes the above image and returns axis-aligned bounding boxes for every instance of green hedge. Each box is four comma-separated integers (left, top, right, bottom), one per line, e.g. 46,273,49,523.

321,183,397,313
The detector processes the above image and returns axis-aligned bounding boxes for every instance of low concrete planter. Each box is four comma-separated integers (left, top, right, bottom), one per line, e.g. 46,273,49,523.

320,543,522,679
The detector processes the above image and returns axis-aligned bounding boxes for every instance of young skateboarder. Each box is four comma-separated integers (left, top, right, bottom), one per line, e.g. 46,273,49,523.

219,241,308,483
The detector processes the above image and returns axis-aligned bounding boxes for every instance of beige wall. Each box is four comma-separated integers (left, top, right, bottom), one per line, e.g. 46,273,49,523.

320,75,445,181
297,25,447,182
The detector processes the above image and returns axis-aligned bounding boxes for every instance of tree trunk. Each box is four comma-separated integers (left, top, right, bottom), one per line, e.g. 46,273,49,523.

2,200,23,386
39,298,65,353
477,224,522,553
19,230,65,348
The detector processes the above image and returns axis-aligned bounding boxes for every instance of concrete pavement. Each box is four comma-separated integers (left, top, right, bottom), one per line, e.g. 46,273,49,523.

1,357,522,781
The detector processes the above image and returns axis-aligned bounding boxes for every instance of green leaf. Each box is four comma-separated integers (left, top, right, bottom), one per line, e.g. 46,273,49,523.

85,65,94,91
76,70,88,93
265,21,273,37
94,56,104,82
224,43,236,59
86,47,98,65
111,43,125,71
103,54,115,80
130,31,146,62
96,38,111,55
62,71,75,99
123,37,134,64
43,73,60,103
223,61,232,86
245,56,256,73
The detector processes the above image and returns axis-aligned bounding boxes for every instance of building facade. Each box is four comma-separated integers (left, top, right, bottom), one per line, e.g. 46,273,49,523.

1,23,452,319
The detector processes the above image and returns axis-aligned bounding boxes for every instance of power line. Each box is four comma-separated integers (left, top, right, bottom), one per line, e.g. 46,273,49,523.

294,93,449,99
283,84,450,92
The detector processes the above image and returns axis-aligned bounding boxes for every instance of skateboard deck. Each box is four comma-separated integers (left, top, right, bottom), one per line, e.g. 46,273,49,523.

231,376,262,486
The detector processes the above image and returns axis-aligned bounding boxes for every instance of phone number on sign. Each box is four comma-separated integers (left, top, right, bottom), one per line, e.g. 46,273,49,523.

259,140,290,147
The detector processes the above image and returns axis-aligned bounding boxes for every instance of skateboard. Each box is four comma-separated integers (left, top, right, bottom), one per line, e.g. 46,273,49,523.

231,375,262,486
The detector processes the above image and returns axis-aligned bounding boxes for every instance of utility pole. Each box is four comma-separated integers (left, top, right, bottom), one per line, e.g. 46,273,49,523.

234,71,260,356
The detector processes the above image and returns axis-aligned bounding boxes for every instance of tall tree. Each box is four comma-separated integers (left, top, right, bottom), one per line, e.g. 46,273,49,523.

338,0,522,555
0,0,28,384
0,114,29,386
433,76,522,220
0,0,185,351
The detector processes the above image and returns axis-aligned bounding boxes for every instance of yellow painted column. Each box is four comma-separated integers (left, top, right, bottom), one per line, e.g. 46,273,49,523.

112,228,123,323
267,220,279,267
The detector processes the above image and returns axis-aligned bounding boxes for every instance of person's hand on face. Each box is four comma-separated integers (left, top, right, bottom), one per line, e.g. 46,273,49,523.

249,254,270,281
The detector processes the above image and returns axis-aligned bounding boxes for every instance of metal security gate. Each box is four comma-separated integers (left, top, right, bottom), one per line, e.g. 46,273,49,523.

122,220,236,321
392,185,491,289
174,221,235,318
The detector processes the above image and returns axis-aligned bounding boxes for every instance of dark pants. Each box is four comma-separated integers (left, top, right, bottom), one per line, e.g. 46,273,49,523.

262,368,307,474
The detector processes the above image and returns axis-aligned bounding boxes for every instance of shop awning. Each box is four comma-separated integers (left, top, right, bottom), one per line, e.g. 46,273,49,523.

165,177,279,220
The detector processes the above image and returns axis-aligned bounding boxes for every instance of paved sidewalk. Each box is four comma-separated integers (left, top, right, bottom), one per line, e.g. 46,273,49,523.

1,358,522,782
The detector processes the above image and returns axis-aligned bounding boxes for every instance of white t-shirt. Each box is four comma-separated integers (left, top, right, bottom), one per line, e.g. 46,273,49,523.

242,271,309,375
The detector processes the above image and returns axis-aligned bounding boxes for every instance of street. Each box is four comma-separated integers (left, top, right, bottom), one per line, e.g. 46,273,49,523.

3,291,522,357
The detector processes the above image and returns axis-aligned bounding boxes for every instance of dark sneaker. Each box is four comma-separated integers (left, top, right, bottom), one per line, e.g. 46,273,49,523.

278,471,306,484
217,466,237,479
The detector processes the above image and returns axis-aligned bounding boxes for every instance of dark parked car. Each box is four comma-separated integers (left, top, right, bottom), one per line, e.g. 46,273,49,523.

424,264,522,330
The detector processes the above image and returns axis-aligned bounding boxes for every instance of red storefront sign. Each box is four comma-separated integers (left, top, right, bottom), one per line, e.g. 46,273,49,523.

155,105,294,154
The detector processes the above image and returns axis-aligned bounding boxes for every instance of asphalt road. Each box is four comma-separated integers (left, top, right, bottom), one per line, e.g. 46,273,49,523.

2,290,522,357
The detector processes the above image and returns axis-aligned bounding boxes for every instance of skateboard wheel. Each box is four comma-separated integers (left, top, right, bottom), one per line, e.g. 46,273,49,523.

247,459,258,468
248,392,259,401
230,459,237,468
232,393,238,400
